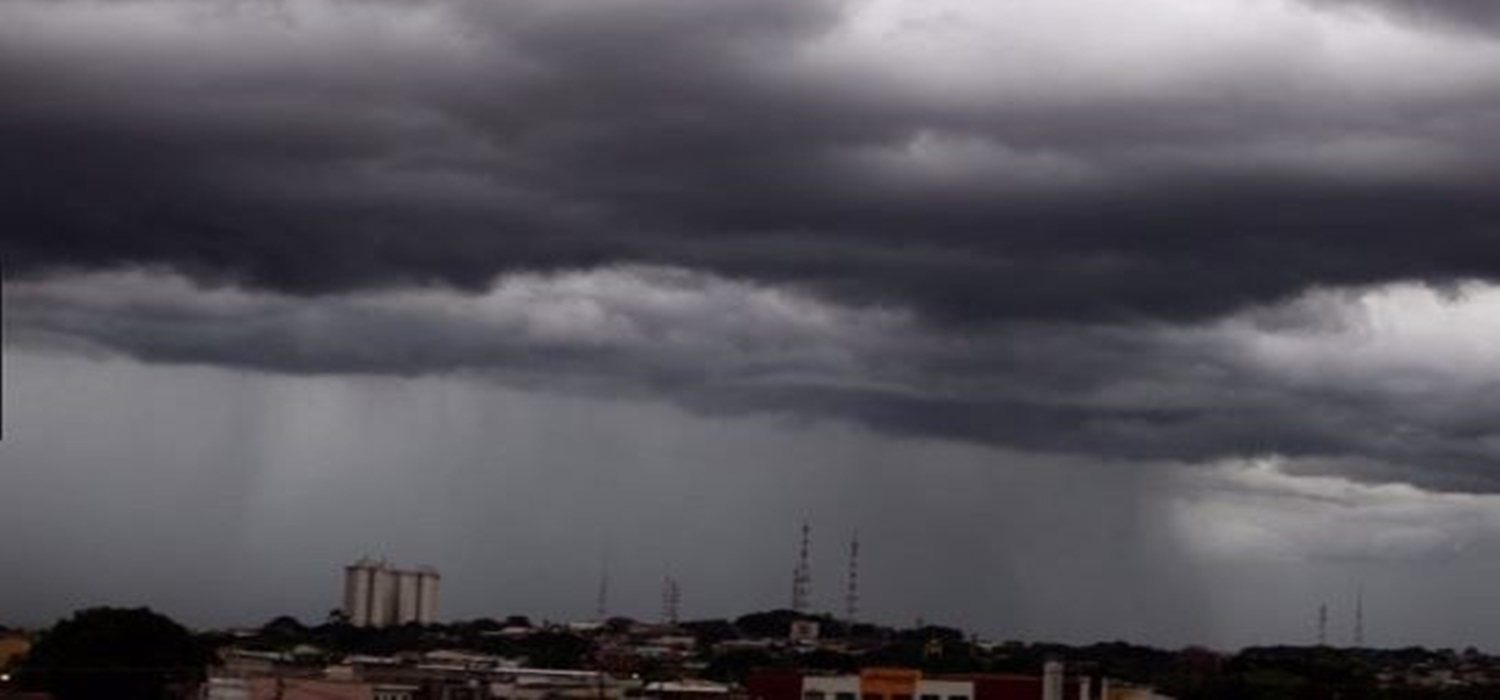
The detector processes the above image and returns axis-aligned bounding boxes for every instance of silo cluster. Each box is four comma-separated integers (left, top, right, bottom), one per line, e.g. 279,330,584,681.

342,557,440,627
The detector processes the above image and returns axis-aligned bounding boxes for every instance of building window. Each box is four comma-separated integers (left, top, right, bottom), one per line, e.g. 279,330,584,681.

805,692,827,700
894,694,912,700
863,693,884,700
836,693,856,700
948,695,967,700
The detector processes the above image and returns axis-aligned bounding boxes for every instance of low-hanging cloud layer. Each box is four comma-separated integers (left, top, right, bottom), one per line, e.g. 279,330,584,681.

11,268,1500,493
5,0,1500,495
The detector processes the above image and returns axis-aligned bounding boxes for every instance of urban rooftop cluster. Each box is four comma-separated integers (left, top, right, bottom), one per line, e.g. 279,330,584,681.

8,558,1500,700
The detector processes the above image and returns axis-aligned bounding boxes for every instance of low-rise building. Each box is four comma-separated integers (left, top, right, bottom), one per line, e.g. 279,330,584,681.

487,667,620,700
205,653,622,700
0,631,32,671
748,665,1169,700
643,679,732,700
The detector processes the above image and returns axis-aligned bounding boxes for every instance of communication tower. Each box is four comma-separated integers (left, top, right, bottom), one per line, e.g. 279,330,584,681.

1354,587,1365,647
1317,603,1328,646
791,522,812,613
661,575,682,625
844,530,861,623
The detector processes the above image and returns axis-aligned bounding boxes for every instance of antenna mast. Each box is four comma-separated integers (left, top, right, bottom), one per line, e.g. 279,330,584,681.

661,575,681,626
595,561,610,621
844,530,861,623
1317,603,1327,646
792,522,812,613
1354,587,1365,647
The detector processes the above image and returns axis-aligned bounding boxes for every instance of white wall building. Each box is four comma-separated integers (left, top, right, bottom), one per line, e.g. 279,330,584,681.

802,675,860,700
418,566,440,624
396,570,421,625
490,668,622,700
343,558,441,627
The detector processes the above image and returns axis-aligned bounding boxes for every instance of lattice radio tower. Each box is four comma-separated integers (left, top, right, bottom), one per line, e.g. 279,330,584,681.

1317,603,1327,646
844,530,861,623
791,522,812,613
1354,587,1365,647
661,574,681,626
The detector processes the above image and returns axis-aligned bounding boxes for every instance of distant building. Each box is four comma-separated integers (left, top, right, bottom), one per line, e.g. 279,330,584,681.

789,620,820,644
489,668,621,700
207,646,614,700
643,679,732,700
343,558,440,627
202,676,425,700
747,664,1169,700
0,630,31,670
203,677,373,700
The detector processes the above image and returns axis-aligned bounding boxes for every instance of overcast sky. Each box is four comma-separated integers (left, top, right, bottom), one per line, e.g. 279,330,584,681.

5,0,1500,650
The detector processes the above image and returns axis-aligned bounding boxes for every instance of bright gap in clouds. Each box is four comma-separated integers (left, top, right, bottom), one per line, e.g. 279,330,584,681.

1170,456,1500,648
1176,457,1500,562
1224,281,1500,386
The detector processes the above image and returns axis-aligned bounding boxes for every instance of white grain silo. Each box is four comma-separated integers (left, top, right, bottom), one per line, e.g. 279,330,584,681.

369,562,400,627
343,557,376,627
396,569,422,624
416,567,440,624
341,558,439,627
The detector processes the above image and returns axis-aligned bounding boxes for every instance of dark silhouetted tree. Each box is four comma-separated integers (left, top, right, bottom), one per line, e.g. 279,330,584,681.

18,607,211,700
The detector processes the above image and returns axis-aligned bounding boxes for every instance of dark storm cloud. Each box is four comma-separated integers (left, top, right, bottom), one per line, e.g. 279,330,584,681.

11,270,1500,492
1299,0,1500,32
4,0,1500,325
8,0,1500,494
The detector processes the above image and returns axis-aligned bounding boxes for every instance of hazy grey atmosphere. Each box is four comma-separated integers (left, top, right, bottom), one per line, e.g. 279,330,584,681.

5,0,1500,650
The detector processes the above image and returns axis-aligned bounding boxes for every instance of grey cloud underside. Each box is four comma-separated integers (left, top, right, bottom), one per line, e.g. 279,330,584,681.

11,271,1500,493
5,0,1500,325
1300,0,1500,32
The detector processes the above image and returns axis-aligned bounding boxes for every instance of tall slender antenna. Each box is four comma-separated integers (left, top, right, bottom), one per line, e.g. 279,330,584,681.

595,559,610,621
791,521,812,613
661,575,681,626
1354,586,1365,647
1317,603,1327,646
844,530,861,624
